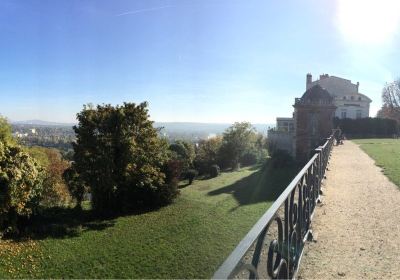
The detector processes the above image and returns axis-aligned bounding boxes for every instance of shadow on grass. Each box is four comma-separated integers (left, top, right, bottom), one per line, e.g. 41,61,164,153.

19,207,116,240
16,205,159,241
178,182,191,189
208,164,298,209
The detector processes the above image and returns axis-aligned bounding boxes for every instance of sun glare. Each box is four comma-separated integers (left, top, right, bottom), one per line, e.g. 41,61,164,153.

337,0,400,45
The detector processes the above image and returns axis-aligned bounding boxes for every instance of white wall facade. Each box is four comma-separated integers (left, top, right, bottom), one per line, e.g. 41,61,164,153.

276,117,295,132
306,74,372,119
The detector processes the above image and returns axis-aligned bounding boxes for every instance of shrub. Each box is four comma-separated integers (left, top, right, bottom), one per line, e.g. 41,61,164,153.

0,142,45,234
186,169,198,185
209,164,220,178
333,117,399,138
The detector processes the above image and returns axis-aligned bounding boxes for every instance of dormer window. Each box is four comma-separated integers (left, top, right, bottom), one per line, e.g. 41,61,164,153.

358,97,362,101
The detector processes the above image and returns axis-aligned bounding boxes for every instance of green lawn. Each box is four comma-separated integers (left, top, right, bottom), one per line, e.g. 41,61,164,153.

0,164,297,278
353,139,400,188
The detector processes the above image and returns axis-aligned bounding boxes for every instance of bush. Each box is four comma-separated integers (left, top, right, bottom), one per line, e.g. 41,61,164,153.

334,117,399,138
186,169,198,185
0,142,45,234
269,149,295,168
209,164,220,178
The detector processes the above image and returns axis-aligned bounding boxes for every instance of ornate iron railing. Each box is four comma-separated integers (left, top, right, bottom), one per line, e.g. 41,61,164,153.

213,131,338,279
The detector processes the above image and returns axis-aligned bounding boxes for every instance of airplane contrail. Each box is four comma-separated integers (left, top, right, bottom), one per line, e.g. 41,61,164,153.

115,5,173,17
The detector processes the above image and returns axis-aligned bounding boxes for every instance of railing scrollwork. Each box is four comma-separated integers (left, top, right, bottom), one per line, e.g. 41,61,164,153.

213,130,339,279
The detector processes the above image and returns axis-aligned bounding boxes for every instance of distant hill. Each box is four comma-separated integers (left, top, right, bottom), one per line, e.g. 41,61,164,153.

154,122,272,135
11,120,76,127
10,120,274,140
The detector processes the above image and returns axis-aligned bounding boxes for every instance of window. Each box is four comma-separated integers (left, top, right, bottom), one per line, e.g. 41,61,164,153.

343,96,347,100
358,97,362,101
351,96,354,100
356,110,362,119
341,110,347,119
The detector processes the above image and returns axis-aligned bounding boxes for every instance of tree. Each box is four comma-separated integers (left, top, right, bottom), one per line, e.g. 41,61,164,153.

63,164,86,209
219,122,258,170
168,140,195,172
72,102,177,213
379,80,400,123
28,147,72,207
194,136,222,175
0,116,15,145
0,120,45,234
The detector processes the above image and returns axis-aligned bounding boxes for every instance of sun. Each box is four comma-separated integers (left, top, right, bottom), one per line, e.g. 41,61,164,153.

337,0,400,45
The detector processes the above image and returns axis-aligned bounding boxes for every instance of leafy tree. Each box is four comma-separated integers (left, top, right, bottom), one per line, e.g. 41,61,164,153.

63,164,86,209
219,122,258,170
168,140,195,176
28,147,72,207
72,102,177,213
194,136,222,174
0,116,15,145
0,134,45,233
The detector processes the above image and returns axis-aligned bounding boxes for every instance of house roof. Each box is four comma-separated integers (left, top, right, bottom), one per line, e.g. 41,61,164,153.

300,84,334,104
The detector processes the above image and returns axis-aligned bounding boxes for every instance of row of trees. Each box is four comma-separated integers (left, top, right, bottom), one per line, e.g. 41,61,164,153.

167,123,268,180
65,103,268,213
194,122,268,174
13,124,75,153
0,102,268,233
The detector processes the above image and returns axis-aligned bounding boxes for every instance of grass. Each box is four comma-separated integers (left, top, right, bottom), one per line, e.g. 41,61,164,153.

353,138,400,188
0,164,297,278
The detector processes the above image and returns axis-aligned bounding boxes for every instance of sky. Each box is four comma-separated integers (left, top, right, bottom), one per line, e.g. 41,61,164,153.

1,0,400,124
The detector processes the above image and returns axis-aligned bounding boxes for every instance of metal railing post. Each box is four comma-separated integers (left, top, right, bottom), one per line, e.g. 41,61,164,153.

213,132,337,279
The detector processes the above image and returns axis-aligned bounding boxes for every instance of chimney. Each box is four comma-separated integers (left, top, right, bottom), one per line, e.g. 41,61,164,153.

356,82,359,92
319,74,329,80
306,73,312,89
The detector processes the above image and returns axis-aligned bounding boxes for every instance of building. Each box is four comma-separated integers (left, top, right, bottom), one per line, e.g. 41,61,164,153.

306,73,372,119
293,85,336,162
276,117,295,133
268,73,372,161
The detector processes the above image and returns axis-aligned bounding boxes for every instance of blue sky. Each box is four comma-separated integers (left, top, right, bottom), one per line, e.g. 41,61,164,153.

1,0,400,123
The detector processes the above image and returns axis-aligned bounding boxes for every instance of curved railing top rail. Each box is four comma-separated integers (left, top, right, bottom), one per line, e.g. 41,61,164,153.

213,131,338,279
212,153,319,279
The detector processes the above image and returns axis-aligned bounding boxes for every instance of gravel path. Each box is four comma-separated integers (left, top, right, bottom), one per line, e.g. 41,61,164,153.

298,141,400,279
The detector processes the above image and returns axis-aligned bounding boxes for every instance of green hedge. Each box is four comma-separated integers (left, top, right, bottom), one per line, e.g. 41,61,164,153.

334,117,399,138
